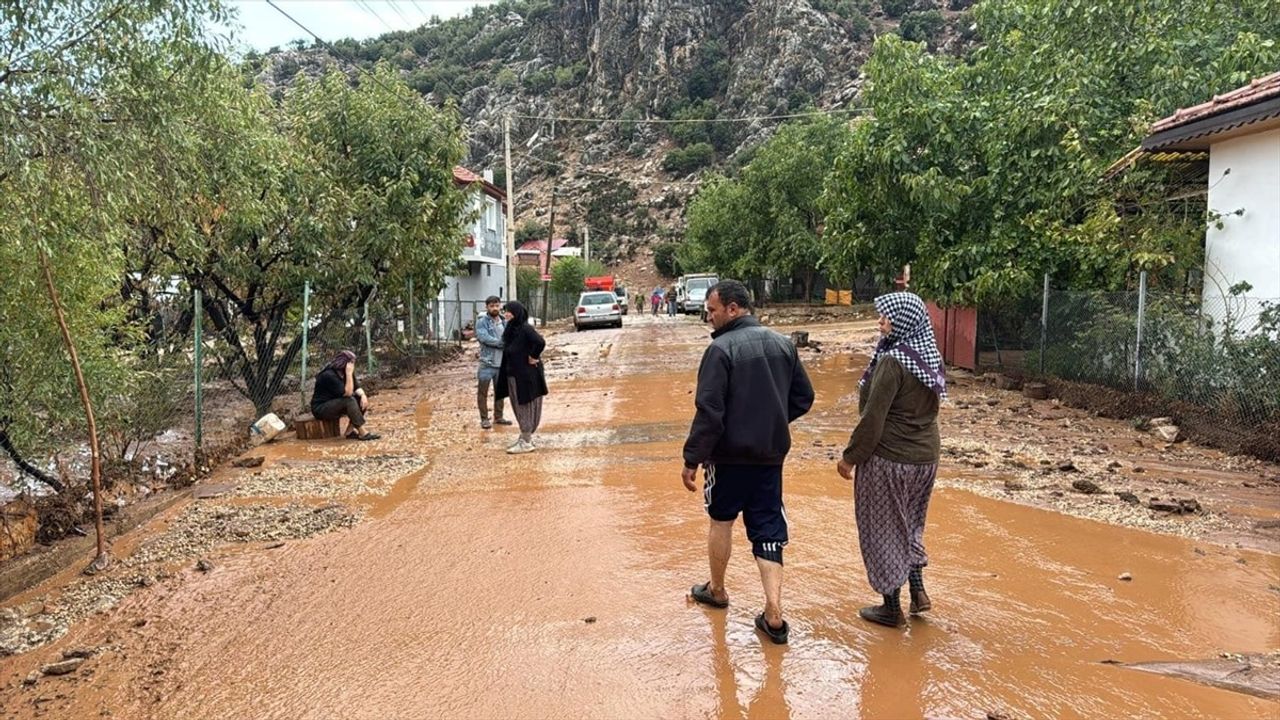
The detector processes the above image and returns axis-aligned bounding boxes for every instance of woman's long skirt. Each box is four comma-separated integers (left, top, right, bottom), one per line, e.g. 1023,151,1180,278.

854,454,937,594
507,378,543,441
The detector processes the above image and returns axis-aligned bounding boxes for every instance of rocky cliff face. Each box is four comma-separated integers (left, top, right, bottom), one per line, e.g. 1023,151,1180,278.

461,0,868,156
255,0,960,274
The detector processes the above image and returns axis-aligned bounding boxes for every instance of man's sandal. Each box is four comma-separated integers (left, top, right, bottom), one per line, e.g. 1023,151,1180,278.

690,582,729,609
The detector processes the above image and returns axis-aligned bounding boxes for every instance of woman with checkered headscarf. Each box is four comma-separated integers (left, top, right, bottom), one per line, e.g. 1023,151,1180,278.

836,291,945,628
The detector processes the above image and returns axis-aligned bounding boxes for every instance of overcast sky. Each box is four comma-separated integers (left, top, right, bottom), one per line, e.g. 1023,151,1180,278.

223,0,498,52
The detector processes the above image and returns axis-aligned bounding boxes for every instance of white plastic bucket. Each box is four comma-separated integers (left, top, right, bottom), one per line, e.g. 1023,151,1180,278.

249,413,287,444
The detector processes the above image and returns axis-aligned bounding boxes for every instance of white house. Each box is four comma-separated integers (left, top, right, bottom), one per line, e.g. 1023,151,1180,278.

435,166,508,339
1142,72,1280,330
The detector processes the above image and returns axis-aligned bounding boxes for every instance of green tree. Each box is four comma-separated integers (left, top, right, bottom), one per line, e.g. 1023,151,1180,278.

653,242,682,277
822,0,1280,306
133,64,469,416
0,0,227,562
516,219,549,245
550,256,608,294
680,116,853,300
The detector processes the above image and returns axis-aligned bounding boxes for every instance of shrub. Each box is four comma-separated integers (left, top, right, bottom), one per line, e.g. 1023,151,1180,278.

662,143,715,175
653,242,681,277
515,220,548,245
899,10,946,44
549,256,582,294
881,0,911,18
524,69,553,94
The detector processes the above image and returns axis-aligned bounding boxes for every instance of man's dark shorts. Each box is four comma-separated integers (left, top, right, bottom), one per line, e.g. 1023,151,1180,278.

703,462,787,564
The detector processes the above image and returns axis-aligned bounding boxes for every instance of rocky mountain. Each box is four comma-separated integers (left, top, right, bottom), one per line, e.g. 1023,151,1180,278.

251,0,971,278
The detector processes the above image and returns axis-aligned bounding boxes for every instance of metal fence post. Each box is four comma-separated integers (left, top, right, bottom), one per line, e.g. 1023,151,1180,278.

300,280,310,409
193,288,203,451
364,296,374,375
1134,270,1147,391
1040,273,1049,376
408,277,416,350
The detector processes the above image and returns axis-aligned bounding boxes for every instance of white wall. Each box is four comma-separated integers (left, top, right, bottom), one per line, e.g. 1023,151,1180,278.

1204,127,1280,331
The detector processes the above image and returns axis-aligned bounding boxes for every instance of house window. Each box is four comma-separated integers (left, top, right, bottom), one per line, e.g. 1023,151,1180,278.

486,200,497,231
486,265,491,277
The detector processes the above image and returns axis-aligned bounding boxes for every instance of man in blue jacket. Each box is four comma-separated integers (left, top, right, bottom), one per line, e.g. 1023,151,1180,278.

682,280,814,645
475,296,512,430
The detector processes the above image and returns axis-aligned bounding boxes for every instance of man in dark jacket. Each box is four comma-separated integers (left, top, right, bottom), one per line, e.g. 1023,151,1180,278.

682,280,814,645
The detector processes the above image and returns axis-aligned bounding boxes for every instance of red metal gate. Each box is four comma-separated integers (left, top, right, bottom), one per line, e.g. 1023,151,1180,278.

925,302,977,371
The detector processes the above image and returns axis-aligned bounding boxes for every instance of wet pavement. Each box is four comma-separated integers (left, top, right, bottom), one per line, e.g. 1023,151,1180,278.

2,313,1278,719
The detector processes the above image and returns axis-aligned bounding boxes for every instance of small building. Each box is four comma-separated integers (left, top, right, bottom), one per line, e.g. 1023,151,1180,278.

435,166,508,339
1141,71,1280,328
514,237,579,268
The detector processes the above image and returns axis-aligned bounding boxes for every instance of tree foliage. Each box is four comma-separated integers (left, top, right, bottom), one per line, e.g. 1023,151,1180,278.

0,0,226,470
680,116,855,298
1,2,472,484
131,63,469,415
821,0,1280,306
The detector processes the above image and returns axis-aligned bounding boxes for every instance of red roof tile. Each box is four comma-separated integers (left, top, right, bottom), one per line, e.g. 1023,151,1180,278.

1151,71,1280,133
516,237,571,253
452,165,506,202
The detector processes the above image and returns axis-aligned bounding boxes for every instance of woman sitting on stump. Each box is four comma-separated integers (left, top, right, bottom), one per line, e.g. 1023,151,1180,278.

311,350,381,441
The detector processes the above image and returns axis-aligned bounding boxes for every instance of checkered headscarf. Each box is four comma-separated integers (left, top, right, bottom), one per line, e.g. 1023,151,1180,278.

860,292,947,398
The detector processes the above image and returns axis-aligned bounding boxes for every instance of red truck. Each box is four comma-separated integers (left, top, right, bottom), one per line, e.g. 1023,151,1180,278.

584,276,628,315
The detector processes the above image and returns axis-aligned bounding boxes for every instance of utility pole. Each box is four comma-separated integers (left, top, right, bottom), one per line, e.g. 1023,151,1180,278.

542,180,556,327
584,225,590,266
503,114,517,301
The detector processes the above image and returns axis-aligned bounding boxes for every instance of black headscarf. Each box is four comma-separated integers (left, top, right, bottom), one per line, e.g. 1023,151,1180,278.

501,301,529,345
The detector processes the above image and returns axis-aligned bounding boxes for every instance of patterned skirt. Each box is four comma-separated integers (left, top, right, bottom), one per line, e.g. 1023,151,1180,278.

854,454,938,594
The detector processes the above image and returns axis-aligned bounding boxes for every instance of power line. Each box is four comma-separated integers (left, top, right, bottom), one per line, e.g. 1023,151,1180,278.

353,0,398,33
515,149,707,188
511,107,867,125
409,0,433,23
382,1,416,27
264,0,458,135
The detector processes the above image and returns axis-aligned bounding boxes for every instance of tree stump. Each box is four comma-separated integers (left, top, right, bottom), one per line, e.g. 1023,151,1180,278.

293,414,341,440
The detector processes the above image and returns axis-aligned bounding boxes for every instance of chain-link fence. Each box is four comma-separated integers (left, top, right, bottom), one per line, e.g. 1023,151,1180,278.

982,273,1280,449
521,288,580,324
1,282,469,508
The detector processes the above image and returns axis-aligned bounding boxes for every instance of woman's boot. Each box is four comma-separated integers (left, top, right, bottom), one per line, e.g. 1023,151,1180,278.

859,587,907,628
908,565,931,614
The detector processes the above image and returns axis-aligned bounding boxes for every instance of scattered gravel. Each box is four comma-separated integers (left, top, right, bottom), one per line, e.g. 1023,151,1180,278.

938,437,1229,540
230,456,426,498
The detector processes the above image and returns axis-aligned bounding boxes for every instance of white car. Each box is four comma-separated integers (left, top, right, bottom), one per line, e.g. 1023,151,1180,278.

574,291,623,331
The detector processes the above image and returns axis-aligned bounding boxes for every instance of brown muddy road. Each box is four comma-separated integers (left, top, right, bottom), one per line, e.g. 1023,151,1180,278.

2,314,1278,719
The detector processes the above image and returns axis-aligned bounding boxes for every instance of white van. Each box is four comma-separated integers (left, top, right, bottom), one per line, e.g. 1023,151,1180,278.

677,273,719,315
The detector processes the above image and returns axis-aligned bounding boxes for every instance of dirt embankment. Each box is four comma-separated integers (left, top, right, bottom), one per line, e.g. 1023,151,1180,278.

796,320,1280,555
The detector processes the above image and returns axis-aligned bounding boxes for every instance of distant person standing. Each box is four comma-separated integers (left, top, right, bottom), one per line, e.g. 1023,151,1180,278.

651,287,664,316
495,301,547,454
667,286,679,316
837,291,945,628
475,296,512,430
682,280,814,645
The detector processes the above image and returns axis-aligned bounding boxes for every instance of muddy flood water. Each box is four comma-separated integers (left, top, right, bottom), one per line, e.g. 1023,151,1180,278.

2,314,1277,719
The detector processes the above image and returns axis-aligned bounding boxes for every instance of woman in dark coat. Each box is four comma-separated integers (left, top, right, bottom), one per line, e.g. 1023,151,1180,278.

310,350,381,441
495,301,548,454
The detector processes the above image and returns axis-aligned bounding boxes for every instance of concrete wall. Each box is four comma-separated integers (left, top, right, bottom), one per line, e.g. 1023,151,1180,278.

1204,128,1280,330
